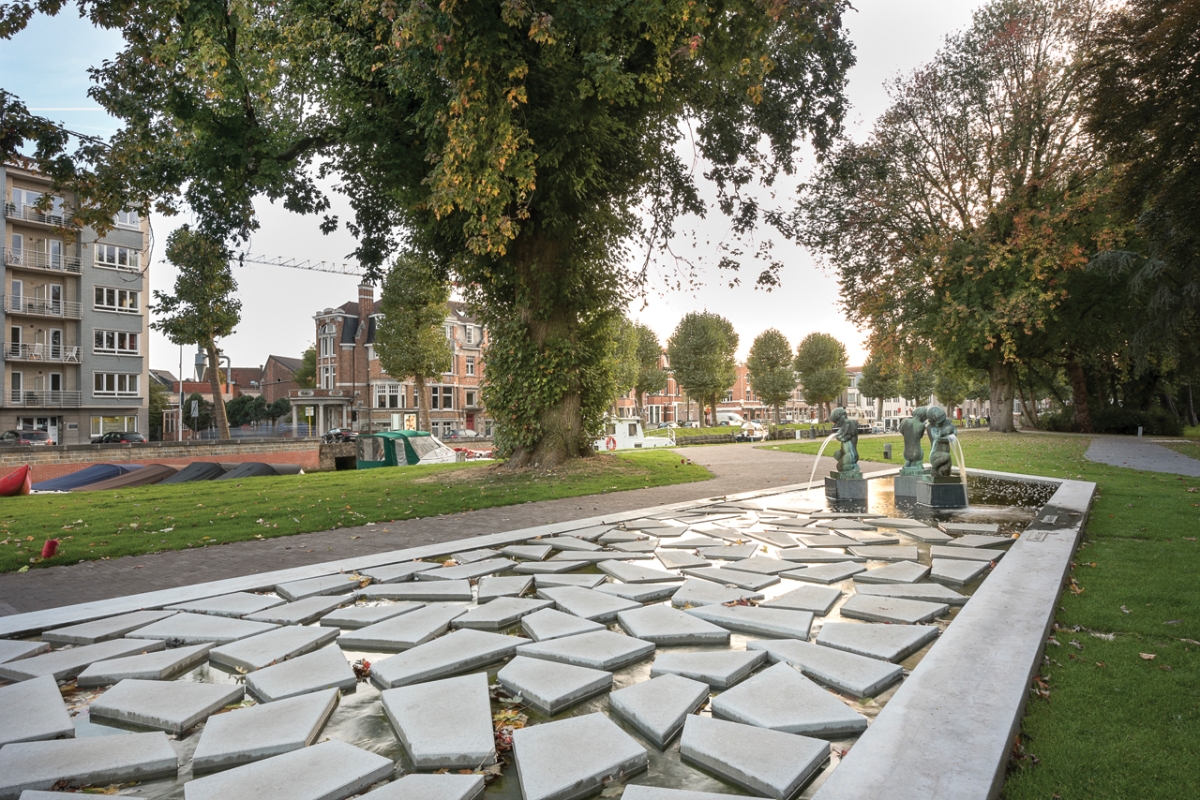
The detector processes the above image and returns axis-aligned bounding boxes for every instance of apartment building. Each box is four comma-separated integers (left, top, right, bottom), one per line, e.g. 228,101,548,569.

2,162,150,444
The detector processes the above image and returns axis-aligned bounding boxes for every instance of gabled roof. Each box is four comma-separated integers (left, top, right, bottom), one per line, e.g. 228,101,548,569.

447,300,478,325
265,354,303,372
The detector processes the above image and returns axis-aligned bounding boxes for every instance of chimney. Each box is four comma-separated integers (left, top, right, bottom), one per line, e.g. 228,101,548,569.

358,284,374,321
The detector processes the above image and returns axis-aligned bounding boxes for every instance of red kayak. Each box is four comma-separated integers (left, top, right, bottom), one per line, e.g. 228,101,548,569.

0,465,32,497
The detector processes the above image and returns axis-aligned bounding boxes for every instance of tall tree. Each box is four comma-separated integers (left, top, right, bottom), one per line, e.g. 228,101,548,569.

182,392,212,434
857,354,899,422
152,227,240,439
794,333,849,421
746,329,797,424
373,253,453,433
147,379,170,441
611,318,641,408
293,346,317,390
667,313,739,427
633,324,668,420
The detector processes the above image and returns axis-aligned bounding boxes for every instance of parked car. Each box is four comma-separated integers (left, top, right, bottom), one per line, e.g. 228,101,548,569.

322,428,358,444
1,429,55,446
443,428,479,441
656,422,679,430
91,431,147,444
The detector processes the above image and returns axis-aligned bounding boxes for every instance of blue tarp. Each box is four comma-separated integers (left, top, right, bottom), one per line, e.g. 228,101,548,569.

32,463,144,492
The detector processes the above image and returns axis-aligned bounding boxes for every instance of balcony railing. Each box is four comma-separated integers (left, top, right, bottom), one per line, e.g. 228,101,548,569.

3,343,81,363
2,247,82,275
4,202,76,228
7,390,83,407
2,295,82,319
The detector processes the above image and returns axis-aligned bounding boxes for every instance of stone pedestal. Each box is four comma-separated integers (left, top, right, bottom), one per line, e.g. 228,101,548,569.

916,476,968,509
825,474,867,501
892,475,920,501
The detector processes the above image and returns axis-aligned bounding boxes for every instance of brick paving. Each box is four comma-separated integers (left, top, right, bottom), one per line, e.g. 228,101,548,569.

0,443,885,616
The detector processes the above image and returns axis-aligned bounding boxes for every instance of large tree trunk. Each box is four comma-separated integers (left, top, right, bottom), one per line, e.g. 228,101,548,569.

876,396,883,424
1067,358,1093,433
989,361,1017,432
415,375,428,432
1189,383,1198,427
206,341,231,440
1018,381,1039,429
507,313,586,469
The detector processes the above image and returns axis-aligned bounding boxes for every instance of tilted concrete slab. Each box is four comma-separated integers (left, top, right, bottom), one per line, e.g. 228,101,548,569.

536,586,640,622
500,545,553,561
516,630,655,671
945,533,1014,549
852,561,930,585
941,522,1001,535
243,595,352,625
598,530,645,543
623,789,749,800
595,582,680,603
382,672,496,768
356,774,484,800
794,534,858,548
0,675,74,747
548,551,654,563
612,538,659,553
355,581,473,602
165,592,285,618
616,605,730,645
761,586,842,615
669,578,764,607
846,545,919,562
245,645,357,702
608,672,709,749
210,625,339,671
90,679,244,734
723,555,794,575
712,662,867,738
777,549,866,564
534,573,607,589
41,610,177,645
698,544,759,560
452,597,554,630
747,639,903,697
679,566,779,591
684,604,813,640
126,613,278,646
816,622,939,662
477,575,534,602
0,640,48,664
183,739,393,800
513,713,648,800
780,562,866,585
370,629,519,688
873,518,930,529
814,519,877,530
546,536,601,551
837,594,948,625
744,529,799,548
855,583,968,605
192,688,339,772
0,731,178,800
360,561,439,583
679,715,828,800
548,524,615,541
809,512,882,520
895,526,954,543
930,558,990,586
598,560,683,584
451,548,501,564
649,650,766,689
658,535,726,549
929,545,1004,563
838,530,903,547
655,551,710,570
520,608,605,642
338,603,467,652
498,656,612,714
275,574,361,602
318,602,423,629
514,561,589,574
417,558,518,582
0,638,165,682
77,643,213,687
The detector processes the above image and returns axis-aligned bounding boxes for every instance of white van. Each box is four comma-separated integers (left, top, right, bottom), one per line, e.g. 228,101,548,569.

716,411,746,426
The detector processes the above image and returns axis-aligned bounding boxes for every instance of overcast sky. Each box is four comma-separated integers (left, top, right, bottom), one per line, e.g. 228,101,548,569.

2,1,985,375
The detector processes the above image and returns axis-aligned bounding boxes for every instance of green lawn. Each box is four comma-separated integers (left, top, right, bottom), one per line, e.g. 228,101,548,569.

0,451,711,573
1162,440,1200,460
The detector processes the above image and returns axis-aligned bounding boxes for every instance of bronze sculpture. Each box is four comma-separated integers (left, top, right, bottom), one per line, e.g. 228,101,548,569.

829,407,862,479
926,406,957,477
898,407,930,474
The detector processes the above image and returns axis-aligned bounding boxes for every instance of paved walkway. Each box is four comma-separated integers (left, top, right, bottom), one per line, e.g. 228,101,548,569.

1084,436,1200,477
0,443,883,616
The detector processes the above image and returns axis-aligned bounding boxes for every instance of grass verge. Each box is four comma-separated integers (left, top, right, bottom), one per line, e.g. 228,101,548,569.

1161,439,1200,460
0,450,711,573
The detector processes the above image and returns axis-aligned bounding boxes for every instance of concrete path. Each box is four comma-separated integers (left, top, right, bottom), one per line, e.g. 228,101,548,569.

0,444,882,617
1084,436,1200,477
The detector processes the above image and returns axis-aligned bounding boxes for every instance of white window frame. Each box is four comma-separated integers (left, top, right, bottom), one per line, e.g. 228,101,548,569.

114,209,140,228
94,329,140,355
465,325,474,345
93,372,140,397
375,383,404,409
94,287,140,314
466,356,475,376
94,243,140,272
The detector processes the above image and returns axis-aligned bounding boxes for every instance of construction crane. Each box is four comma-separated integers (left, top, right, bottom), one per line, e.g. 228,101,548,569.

233,252,365,278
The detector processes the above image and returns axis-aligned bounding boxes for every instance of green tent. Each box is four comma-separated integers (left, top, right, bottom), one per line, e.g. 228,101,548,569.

356,430,457,469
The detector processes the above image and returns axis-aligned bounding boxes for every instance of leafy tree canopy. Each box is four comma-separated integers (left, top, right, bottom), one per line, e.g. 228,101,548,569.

746,329,796,423
293,346,316,390
794,332,848,419
667,312,738,426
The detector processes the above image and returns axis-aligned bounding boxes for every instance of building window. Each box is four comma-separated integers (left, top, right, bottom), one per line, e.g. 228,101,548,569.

375,383,404,408
444,325,453,341
94,330,139,355
465,325,474,345
91,415,139,436
94,372,139,397
465,390,476,407
11,189,66,223
114,209,140,228
95,287,139,313
95,244,140,272
319,365,335,390
465,356,475,376
430,386,453,410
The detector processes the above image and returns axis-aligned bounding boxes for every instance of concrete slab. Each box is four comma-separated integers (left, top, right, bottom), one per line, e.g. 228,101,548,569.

0,638,165,682
608,672,709,749
649,650,766,689
780,562,866,585
243,595,353,625
451,548,501,563
941,522,1001,535
547,551,655,563
873,518,930,529
183,739,394,800
275,574,361,602
514,561,589,574
855,583,968,605
192,688,339,772
669,578,764,608
684,604,813,640
658,535,725,549
355,581,474,602
338,603,468,652
745,529,799,548
930,558,991,586
761,586,842,615
453,597,555,630
778,549,866,564
795,534,857,548
370,629,519,688
245,645,357,702
612,538,660,553
356,774,485,800
210,625,340,671
946,534,1014,549
622,789,747,800
679,566,779,591
547,536,601,551
846,545,919,562
747,639,903,697
656,551,710,570
536,586,640,622
361,561,439,583
809,512,882,519
598,560,684,584
815,519,877,530
816,622,939,662
319,602,424,629
127,613,278,645
838,594,947,625
616,605,730,645
41,610,176,645
516,630,655,671
594,582,680,603
929,545,1004,563
679,715,829,800
0,640,48,664
698,544,759,560
722,555,794,575
0,731,178,800
598,530,645,543
166,592,285,618
513,713,648,800
477,575,534,602
533,573,607,589
895,526,953,543
418,558,518,582
0,675,73,747
712,662,867,737
840,531,902,546
77,643,214,687
498,655,612,714
90,678,244,734
853,561,930,585
501,545,553,561
520,608,605,642
382,672,496,768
